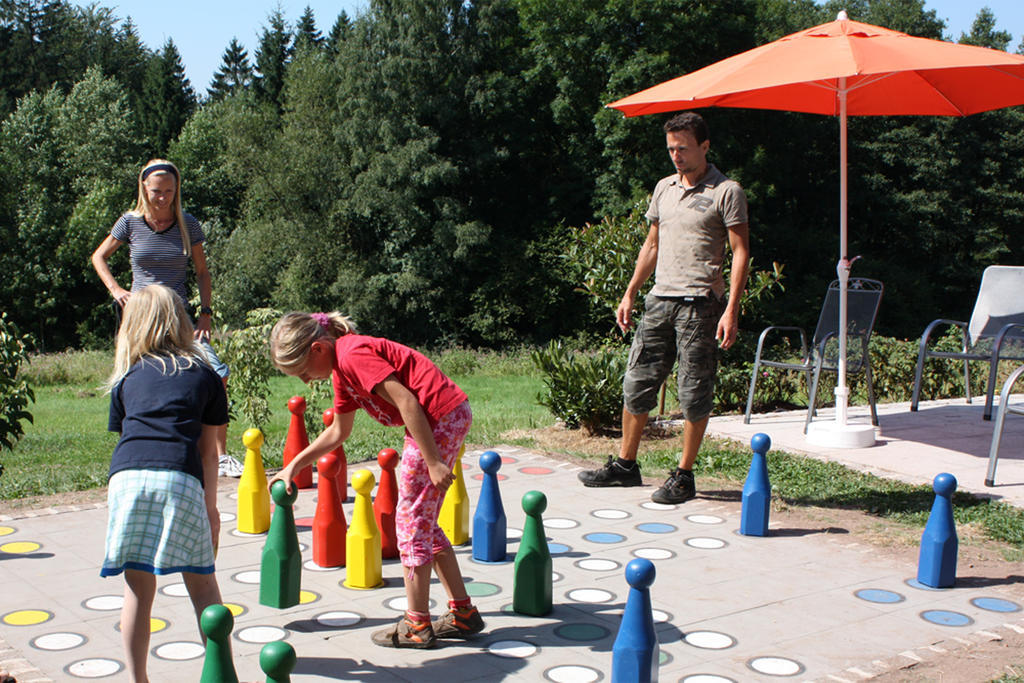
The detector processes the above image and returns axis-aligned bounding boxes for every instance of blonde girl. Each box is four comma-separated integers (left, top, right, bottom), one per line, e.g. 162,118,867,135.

102,284,228,682
269,312,484,649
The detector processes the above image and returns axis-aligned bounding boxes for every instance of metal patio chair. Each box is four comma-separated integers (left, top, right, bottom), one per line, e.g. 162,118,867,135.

745,278,884,433
911,265,1024,421
985,364,1024,487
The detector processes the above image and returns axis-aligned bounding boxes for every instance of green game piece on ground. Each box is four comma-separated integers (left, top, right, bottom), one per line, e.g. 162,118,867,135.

513,490,552,616
200,604,239,683
260,480,302,608
260,640,297,683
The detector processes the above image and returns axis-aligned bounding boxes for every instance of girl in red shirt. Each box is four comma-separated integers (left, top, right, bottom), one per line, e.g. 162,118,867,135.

269,312,484,649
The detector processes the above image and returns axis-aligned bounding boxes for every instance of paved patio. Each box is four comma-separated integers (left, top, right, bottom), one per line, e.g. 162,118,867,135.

705,395,1024,509
0,397,1022,682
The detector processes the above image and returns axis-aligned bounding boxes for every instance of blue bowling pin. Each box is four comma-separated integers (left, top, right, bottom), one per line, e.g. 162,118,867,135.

740,432,771,536
472,450,508,562
612,558,658,683
917,472,958,588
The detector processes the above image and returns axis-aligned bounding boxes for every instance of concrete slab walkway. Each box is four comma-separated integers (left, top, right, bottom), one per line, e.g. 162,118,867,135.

2,434,1023,682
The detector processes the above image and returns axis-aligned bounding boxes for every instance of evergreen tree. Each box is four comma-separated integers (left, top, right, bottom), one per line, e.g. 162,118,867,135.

294,6,323,53
137,39,197,156
327,10,351,54
253,8,292,108
957,7,1012,50
208,38,253,100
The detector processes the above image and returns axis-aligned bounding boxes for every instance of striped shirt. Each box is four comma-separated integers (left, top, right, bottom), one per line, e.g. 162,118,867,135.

110,213,205,305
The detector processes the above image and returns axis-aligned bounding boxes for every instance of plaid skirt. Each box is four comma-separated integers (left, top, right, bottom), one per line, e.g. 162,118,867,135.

101,469,215,577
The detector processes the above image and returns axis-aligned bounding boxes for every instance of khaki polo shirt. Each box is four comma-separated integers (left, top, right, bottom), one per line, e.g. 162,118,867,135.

645,164,748,299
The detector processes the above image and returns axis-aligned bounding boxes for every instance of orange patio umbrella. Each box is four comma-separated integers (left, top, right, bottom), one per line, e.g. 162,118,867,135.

608,11,1024,447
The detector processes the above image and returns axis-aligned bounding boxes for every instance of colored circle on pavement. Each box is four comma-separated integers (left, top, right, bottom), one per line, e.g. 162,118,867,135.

920,609,973,627
299,590,319,604
633,547,675,560
548,542,572,554
32,632,86,651
488,640,537,658
684,630,736,650
0,525,15,536
592,509,630,520
567,588,615,604
501,456,518,464
575,558,620,572
636,522,676,534
545,664,603,682
855,588,905,604
554,623,611,641
472,473,509,481
686,514,724,525
232,570,261,584
641,501,676,511
4,609,52,626
682,675,737,682
904,578,943,591
686,537,727,549
521,466,554,475
160,582,189,597
545,518,579,529
747,656,804,676
84,595,122,611
1,540,40,553
466,581,501,597
315,611,362,628
971,597,1021,612
65,658,124,678
583,532,625,544
236,625,288,643
224,603,246,617
153,641,204,661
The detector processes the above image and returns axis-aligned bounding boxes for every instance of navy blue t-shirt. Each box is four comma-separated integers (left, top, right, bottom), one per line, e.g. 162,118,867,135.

108,356,229,486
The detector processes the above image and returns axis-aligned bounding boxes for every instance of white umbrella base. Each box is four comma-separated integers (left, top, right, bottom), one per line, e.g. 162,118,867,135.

806,420,876,448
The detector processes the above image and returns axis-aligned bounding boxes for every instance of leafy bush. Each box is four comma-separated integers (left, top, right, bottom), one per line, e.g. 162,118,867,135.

1,313,36,467
218,308,281,429
532,342,626,434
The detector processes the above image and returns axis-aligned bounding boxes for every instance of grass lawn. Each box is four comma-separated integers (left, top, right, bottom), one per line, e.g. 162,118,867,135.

3,349,1024,558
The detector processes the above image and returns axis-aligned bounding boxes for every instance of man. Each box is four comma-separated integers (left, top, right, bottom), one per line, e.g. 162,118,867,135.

578,111,750,504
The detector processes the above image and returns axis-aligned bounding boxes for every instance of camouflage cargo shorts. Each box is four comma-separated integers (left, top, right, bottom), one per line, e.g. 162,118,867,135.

622,293,723,422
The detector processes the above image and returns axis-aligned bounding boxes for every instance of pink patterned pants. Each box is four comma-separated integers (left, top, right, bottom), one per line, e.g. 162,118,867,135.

396,401,472,568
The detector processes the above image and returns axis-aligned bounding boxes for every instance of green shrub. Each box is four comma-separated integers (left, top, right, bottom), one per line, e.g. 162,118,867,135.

1,313,36,464
218,308,281,429
532,341,626,434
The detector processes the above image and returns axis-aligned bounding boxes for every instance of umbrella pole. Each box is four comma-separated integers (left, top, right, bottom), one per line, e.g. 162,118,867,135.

836,83,850,427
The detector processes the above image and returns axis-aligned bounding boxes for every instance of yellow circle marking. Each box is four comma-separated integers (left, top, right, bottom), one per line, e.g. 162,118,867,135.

224,602,246,617
150,617,167,633
299,590,319,604
1,541,40,554
3,610,52,626
0,526,15,537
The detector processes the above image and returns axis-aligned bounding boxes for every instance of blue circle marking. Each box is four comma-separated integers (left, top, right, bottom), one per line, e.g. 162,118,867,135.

971,597,1021,613
636,522,676,534
920,610,973,627
583,532,625,544
854,588,905,604
905,578,944,591
547,542,572,554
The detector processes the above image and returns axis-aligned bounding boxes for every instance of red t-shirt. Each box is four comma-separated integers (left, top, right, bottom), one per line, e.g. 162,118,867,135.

331,335,467,427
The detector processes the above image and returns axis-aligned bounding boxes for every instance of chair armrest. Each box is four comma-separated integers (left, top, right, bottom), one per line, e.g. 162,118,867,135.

993,322,1024,360
919,318,969,354
755,326,809,361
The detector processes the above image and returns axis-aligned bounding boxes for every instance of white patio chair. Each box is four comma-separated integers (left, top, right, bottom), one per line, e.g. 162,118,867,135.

985,364,1024,487
911,265,1024,420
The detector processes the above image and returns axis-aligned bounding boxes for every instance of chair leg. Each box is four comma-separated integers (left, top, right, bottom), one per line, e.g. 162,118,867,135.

985,365,1024,486
744,358,762,425
963,329,972,405
865,360,879,427
983,349,1001,422
805,362,823,434
911,339,927,412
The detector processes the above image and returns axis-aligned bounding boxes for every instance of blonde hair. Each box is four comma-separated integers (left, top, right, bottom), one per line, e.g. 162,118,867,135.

106,284,206,391
129,158,190,257
270,312,357,371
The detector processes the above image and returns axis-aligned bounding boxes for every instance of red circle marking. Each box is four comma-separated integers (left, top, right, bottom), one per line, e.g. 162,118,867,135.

500,456,517,464
519,466,554,475
472,473,509,481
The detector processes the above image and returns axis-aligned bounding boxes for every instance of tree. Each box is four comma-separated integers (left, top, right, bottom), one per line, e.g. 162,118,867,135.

327,10,351,53
957,7,1011,50
293,6,323,53
253,8,292,108
137,38,197,156
208,38,253,101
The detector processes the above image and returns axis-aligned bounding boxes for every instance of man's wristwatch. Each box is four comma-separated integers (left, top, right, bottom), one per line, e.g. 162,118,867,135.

199,306,213,316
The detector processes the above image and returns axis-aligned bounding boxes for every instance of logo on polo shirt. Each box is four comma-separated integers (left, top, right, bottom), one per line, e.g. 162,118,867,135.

687,196,714,213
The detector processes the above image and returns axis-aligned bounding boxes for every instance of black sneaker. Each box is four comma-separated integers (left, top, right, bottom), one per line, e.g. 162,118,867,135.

578,457,642,487
650,470,696,504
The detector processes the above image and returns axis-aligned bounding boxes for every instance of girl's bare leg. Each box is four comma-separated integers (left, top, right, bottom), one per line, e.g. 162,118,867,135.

122,569,157,683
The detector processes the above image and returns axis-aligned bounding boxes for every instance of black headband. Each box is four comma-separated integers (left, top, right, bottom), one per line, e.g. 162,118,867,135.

141,163,178,181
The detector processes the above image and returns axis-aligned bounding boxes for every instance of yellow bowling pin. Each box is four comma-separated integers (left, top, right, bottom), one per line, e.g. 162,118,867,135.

439,444,470,546
237,428,271,534
344,470,382,589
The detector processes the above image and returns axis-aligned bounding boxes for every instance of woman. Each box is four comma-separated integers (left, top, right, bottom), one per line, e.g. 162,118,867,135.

91,159,242,478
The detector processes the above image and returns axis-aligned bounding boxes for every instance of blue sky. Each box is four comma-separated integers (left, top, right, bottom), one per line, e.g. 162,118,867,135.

74,1,1023,94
